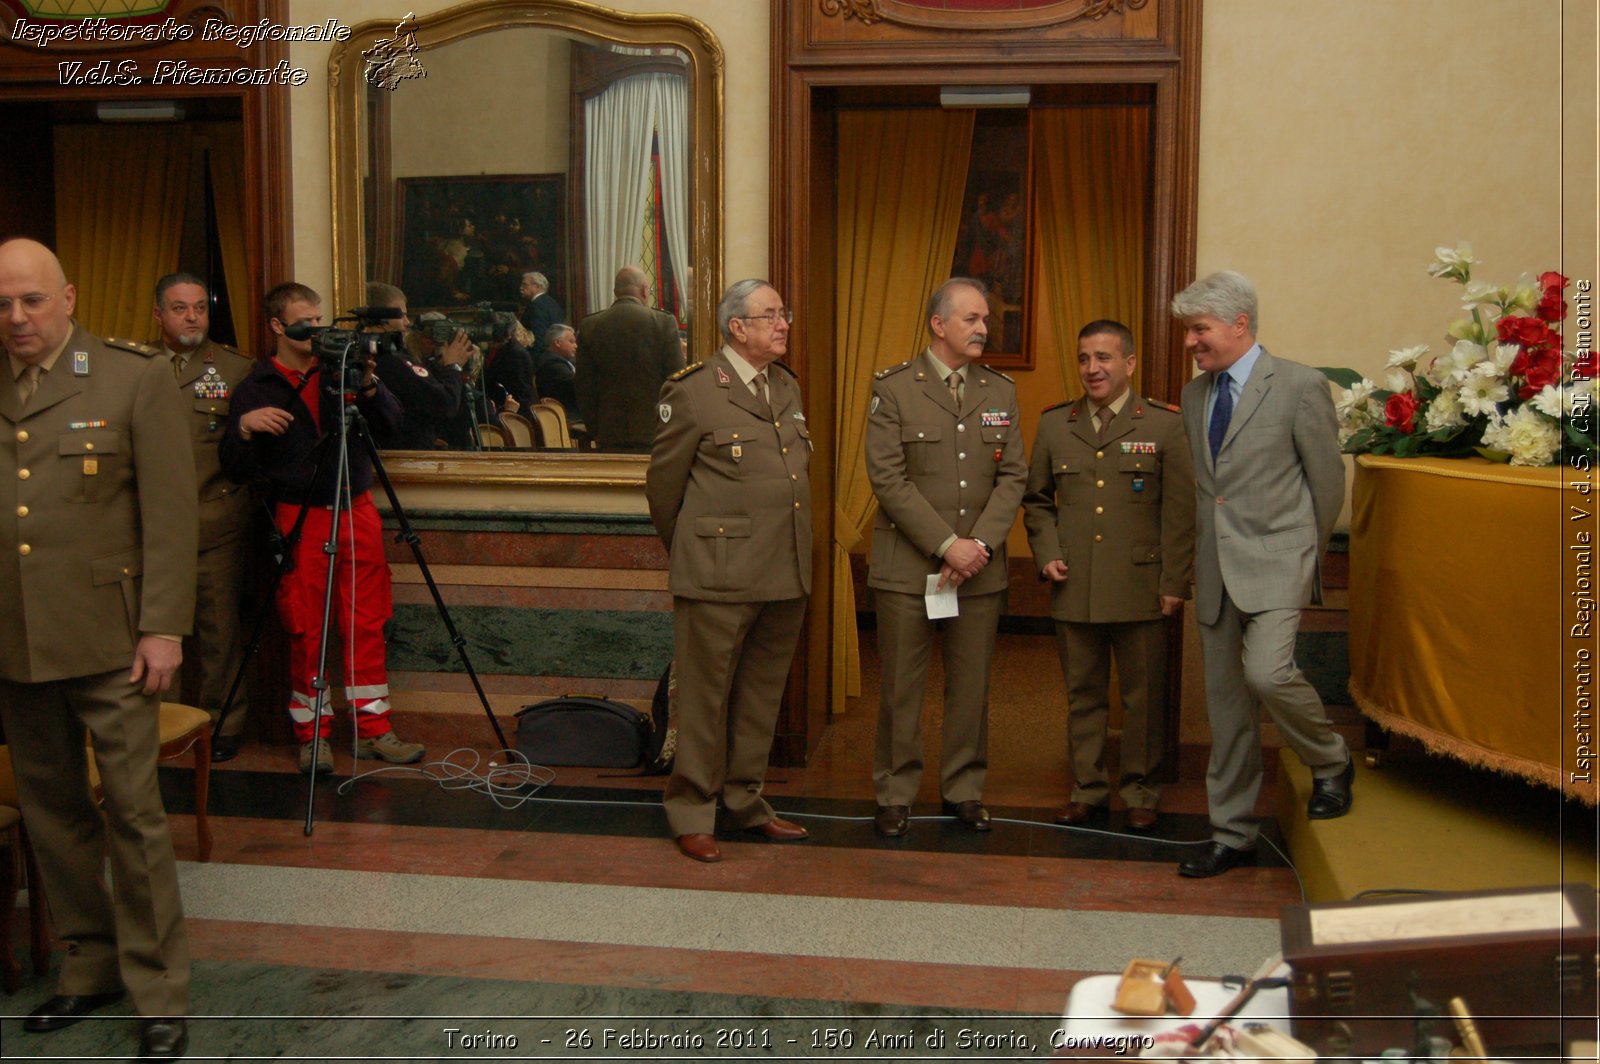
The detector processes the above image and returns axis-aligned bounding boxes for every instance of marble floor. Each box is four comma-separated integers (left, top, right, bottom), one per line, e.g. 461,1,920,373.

0,632,1305,1061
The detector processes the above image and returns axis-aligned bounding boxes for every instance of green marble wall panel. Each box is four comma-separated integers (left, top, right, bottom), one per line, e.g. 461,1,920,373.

388,605,672,679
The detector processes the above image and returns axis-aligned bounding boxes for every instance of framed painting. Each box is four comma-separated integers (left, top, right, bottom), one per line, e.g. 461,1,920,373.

949,110,1034,369
395,173,567,312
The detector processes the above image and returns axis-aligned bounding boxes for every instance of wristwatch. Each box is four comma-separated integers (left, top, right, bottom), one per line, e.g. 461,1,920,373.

972,538,993,560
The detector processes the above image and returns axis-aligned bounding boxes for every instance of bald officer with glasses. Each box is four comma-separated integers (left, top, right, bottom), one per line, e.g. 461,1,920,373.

646,280,812,864
0,238,196,1059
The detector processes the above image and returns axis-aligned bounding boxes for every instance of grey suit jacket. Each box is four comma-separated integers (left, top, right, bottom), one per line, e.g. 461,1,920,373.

1181,347,1343,625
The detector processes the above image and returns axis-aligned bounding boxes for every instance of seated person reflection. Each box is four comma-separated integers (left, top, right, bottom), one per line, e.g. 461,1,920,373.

363,282,469,451
484,321,537,419
535,323,580,423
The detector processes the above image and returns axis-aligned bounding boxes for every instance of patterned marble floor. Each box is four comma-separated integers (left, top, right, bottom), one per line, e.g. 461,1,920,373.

0,633,1305,1061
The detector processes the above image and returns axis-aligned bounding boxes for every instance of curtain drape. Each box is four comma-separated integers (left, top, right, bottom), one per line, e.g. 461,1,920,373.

54,124,191,341
201,121,254,351
831,109,974,713
585,73,687,316
1031,106,1150,398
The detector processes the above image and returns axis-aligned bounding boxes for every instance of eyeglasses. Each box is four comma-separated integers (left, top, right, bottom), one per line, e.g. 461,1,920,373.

739,308,794,326
0,292,57,316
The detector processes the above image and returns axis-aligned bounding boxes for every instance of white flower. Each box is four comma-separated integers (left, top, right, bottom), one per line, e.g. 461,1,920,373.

1386,345,1429,370
1460,281,1499,309
1336,379,1378,423
1457,364,1510,417
1427,340,1485,385
1384,367,1413,393
1423,391,1466,431
1530,384,1564,419
1481,405,1561,466
1490,342,1520,374
1428,242,1477,282
1507,274,1539,313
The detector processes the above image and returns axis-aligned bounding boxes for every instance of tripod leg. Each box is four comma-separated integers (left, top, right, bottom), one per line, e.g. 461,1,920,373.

301,425,355,836
351,414,511,752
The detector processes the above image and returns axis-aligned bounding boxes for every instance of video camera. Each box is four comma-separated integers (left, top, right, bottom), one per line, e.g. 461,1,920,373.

414,302,518,348
285,306,406,396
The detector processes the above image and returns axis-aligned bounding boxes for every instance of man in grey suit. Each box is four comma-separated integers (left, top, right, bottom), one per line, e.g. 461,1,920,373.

1174,270,1353,878
577,265,683,450
646,279,811,863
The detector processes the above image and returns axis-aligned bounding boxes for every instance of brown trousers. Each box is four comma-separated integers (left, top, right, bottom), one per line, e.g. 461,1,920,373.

1055,619,1168,809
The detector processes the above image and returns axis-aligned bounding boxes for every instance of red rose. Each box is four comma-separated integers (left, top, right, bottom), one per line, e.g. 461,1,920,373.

1497,315,1546,346
1384,392,1421,433
1537,271,1571,323
1515,345,1563,400
1539,270,1569,293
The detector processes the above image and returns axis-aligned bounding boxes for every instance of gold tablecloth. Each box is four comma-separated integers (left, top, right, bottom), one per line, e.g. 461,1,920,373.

1348,455,1596,803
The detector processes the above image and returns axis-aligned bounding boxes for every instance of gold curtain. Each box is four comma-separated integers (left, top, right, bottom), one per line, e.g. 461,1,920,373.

1031,107,1150,399
54,124,192,342
201,122,255,351
832,109,974,713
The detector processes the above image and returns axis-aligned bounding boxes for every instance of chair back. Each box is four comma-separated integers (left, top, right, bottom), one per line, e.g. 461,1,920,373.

531,400,574,449
499,411,537,449
477,424,508,449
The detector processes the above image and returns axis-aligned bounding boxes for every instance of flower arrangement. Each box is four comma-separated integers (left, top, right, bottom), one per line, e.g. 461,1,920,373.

1321,244,1595,466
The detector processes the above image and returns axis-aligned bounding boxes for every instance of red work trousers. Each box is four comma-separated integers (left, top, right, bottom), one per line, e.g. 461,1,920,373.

274,492,394,742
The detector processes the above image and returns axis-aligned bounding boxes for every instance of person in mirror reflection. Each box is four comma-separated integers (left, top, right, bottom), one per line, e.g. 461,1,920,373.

576,265,684,450
1021,319,1194,835
0,238,195,1059
865,277,1027,839
645,280,812,864
485,321,537,422
151,271,257,764
1173,270,1352,881
362,282,466,451
535,323,580,426
219,282,427,778
518,270,564,355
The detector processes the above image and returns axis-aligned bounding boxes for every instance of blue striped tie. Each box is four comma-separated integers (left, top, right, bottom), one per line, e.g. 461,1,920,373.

1208,372,1233,461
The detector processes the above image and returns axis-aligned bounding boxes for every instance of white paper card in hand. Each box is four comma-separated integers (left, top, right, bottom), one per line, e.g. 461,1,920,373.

925,573,959,619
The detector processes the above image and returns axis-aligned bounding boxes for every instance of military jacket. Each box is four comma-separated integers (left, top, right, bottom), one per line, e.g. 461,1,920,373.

0,323,198,682
865,351,1027,596
171,339,255,548
646,350,812,602
1021,394,1195,623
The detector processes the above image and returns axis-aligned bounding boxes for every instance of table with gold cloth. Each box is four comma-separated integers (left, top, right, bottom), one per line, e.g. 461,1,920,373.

1348,455,1596,804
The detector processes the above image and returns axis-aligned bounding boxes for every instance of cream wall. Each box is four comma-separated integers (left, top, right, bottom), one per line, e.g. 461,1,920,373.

286,0,770,297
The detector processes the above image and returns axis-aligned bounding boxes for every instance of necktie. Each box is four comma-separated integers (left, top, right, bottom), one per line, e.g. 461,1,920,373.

172,353,186,380
1208,371,1233,461
17,365,40,407
753,372,772,418
1095,405,1112,437
948,370,962,407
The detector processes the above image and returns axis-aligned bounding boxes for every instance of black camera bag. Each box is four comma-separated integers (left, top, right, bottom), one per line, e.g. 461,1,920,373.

514,696,650,768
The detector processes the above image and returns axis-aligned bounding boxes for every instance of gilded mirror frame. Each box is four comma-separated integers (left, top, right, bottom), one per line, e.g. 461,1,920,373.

328,0,724,494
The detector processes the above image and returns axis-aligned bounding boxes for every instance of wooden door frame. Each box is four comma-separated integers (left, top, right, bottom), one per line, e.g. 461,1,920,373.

768,0,1203,765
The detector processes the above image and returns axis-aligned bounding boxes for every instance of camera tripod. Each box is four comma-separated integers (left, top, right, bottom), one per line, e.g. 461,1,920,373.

211,335,509,834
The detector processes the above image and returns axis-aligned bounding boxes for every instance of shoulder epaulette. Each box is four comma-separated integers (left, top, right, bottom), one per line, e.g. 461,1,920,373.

874,360,913,380
770,361,798,378
214,342,248,360
1041,399,1071,415
1145,398,1180,413
105,337,161,357
668,361,705,382
988,368,1015,384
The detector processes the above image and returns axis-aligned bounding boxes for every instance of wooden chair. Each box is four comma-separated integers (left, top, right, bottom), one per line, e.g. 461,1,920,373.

0,747,67,981
530,399,574,449
498,410,537,448
477,423,507,449
155,703,213,863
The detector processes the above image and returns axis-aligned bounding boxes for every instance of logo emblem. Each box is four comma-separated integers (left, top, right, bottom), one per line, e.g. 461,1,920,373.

658,403,672,423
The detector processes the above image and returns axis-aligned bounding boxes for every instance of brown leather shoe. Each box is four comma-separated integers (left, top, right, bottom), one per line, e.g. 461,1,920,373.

1125,807,1159,831
943,799,992,831
747,816,808,840
874,805,909,837
675,833,722,863
1054,801,1104,825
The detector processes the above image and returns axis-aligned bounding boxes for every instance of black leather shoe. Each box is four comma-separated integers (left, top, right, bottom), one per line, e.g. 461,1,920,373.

211,734,240,763
1307,758,1355,819
874,805,909,837
942,799,992,832
1177,842,1256,878
139,1018,188,1059
23,990,126,1032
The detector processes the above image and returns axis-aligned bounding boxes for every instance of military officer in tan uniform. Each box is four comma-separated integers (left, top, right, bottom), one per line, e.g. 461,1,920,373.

1022,320,1195,831
866,277,1027,837
0,239,195,1059
154,272,256,762
646,279,811,863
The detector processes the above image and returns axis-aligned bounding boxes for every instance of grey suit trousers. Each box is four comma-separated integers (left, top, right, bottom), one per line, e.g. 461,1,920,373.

1200,591,1348,848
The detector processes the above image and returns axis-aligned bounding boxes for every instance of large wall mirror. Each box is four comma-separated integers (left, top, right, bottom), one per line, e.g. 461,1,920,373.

329,1,723,484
